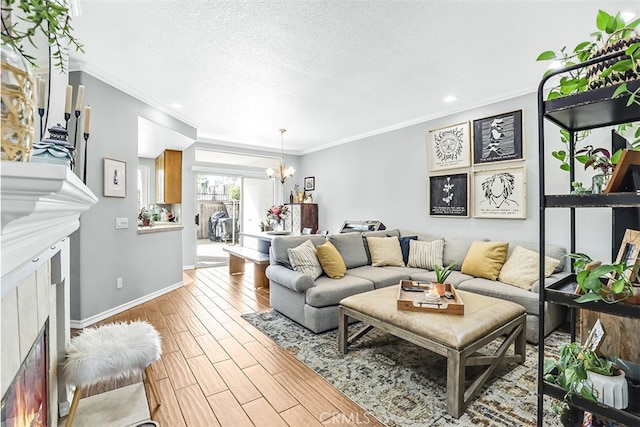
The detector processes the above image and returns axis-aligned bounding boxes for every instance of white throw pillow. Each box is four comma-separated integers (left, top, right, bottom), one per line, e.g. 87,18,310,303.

287,240,322,279
407,239,443,270
498,245,560,290
366,236,405,267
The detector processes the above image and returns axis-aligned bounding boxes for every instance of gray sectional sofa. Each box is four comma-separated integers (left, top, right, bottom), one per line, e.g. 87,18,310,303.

265,229,568,343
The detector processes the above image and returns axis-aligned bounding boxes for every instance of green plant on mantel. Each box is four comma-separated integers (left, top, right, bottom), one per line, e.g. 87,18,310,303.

1,0,83,71
537,9,640,174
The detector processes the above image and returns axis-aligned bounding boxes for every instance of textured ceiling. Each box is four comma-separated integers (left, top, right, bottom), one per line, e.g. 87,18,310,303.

70,1,639,155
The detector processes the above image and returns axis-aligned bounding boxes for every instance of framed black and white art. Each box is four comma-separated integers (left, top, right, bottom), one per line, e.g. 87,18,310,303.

473,110,523,165
428,122,471,171
429,173,469,217
473,167,526,219
103,158,127,198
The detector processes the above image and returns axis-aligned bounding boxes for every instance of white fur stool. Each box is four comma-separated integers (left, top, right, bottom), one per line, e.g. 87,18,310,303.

63,320,162,427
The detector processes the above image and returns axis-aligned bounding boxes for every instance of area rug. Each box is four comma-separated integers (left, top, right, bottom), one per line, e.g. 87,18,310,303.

242,309,563,427
57,382,151,427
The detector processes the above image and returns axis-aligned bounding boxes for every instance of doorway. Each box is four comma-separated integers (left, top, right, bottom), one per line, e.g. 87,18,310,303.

195,174,241,268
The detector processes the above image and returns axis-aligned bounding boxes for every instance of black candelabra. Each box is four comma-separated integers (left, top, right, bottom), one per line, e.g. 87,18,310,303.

83,132,90,184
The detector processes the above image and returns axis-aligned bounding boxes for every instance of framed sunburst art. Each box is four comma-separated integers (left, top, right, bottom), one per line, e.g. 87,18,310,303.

428,122,471,171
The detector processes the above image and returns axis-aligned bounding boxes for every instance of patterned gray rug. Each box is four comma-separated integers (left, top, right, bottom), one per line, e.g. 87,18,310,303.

242,309,563,427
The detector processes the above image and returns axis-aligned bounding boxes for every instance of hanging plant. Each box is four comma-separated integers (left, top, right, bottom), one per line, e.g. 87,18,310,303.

1,0,83,72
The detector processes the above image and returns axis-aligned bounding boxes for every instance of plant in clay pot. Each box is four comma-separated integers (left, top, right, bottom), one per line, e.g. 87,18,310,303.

431,262,458,296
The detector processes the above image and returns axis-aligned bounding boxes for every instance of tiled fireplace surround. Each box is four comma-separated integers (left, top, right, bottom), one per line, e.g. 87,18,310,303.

1,163,97,423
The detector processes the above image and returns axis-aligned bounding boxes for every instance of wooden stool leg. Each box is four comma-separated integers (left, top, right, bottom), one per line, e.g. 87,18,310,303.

145,365,162,407
65,386,82,427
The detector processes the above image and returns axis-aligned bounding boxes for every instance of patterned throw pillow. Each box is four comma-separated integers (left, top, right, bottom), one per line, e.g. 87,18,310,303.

287,240,322,280
407,239,444,269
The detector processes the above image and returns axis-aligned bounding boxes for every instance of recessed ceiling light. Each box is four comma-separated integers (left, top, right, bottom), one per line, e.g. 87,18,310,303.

443,95,457,103
621,11,636,22
171,103,183,109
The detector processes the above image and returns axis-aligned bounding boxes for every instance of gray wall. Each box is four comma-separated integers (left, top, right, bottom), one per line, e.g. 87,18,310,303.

69,71,196,323
298,92,612,262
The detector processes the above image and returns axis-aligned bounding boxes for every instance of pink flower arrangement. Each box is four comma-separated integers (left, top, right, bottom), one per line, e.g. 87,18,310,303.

267,204,289,224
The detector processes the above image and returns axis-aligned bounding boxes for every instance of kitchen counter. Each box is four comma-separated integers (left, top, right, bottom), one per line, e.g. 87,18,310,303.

137,222,183,234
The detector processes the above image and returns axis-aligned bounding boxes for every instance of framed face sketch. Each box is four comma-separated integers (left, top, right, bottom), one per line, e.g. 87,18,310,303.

429,173,469,217
473,110,523,165
103,158,127,198
473,167,526,219
428,122,471,171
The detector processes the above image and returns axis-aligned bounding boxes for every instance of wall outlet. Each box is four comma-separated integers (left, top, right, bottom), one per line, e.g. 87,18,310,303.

115,218,128,229
116,277,123,289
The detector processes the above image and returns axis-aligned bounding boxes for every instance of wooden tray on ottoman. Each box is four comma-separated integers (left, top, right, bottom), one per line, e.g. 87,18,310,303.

397,280,464,314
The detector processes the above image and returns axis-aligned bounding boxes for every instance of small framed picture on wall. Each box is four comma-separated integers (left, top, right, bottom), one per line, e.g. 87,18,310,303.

473,110,524,165
429,173,469,217
103,158,127,198
473,167,526,219
304,176,315,191
428,122,471,171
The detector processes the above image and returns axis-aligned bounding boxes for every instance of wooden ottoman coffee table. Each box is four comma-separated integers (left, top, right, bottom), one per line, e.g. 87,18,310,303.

338,285,526,418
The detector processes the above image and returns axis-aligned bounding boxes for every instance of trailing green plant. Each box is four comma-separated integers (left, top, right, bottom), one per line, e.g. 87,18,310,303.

1,0,83,71
543,341,613,414
537,9,640,174
568,253,636,303
433,262,458,284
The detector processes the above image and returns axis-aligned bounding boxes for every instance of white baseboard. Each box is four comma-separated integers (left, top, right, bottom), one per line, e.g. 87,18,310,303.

183,264,195,270
70,280,184,329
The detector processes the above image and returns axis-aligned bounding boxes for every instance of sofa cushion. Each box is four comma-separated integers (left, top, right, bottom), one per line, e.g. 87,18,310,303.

444,237,487,270
287,240,322,280
456,277,539,315
407,239,443,270
498,246,561,290
399,235,417,264
461,241,509,280
366,236,404,267
271,235,328,269
346,265,410,288
328,233,369,269
316,241,347,279
305,275,374,308
507,241,567,273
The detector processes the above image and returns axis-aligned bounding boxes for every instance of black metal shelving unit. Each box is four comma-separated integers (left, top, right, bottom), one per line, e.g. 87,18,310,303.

537,52,640,426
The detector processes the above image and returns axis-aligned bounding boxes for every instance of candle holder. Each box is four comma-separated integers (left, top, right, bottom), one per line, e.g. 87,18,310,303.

38,108,45,140
73,109,81,150
83,132,90,184
64,112,71,130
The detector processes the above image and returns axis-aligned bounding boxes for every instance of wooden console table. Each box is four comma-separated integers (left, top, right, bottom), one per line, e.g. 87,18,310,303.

222,246,270,288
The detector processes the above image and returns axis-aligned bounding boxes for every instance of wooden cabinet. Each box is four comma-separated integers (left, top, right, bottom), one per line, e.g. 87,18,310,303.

155,149,182,204
287,203,318,234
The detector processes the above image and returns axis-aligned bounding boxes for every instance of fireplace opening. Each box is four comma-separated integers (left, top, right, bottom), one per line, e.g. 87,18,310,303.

1,322,48,427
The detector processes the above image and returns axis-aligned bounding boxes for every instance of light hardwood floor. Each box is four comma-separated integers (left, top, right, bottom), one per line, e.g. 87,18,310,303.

76,265,383,427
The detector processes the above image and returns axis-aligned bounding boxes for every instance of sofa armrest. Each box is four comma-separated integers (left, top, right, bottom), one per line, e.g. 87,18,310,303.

266,265,315,293
530,272,571,293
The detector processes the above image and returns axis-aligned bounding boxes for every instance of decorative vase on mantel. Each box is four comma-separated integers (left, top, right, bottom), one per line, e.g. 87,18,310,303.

1,15,36,162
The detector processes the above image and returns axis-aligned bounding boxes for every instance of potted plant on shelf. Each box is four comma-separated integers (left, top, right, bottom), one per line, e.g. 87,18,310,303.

543,341,626,425
568,253,636,303
536,9,640,179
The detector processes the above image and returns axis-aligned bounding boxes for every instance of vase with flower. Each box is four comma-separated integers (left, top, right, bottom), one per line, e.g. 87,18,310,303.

267,204,289,232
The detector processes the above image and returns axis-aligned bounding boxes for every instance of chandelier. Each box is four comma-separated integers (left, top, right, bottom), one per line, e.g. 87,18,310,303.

266,128,295,184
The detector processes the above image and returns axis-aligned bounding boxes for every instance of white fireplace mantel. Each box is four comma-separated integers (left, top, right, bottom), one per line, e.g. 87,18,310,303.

1,162,98,294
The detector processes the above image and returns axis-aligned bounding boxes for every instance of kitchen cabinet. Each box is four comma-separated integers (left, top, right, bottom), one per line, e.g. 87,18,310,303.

287,203,318,234
156,149,182,204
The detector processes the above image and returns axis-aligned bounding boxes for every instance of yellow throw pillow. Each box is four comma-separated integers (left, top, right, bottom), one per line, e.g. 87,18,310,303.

461,240,509,280
316,241,347,279
366,236,405,267
498,246,561,290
